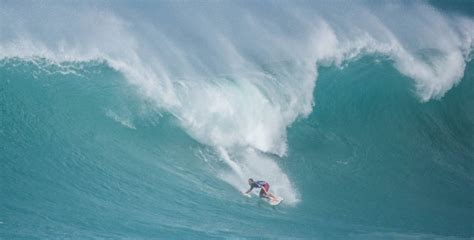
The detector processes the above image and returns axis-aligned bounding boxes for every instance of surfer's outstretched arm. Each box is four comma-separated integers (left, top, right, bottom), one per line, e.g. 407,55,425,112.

244,186,254,194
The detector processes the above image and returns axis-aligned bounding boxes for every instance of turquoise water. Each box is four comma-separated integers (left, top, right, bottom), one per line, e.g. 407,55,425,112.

1,57,472,239
1,1,473,239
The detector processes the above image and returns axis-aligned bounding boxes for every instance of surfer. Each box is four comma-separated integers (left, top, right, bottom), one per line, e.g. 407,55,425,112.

244,178,278,201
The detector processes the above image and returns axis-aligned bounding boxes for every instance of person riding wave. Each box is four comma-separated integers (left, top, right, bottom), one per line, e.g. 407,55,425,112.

244,178,278,201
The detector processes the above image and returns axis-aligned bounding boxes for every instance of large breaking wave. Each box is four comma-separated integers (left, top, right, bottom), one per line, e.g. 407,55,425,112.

1,1,473,238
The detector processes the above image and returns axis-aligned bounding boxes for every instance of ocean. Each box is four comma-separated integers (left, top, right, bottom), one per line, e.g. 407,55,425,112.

1,1,473,239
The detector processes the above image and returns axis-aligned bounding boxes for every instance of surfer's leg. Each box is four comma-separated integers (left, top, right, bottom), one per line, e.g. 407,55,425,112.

259,189,271,200
269,193,278,201
263,183,277,201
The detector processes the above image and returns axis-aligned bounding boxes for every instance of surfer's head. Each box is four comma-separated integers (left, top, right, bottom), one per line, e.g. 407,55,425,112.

248,178,254,185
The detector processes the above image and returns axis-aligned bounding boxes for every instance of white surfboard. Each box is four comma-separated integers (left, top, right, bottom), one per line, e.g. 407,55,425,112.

244,192,283,206
267,196,283,206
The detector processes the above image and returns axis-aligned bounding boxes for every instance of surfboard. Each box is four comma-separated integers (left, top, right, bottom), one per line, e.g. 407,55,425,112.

243,192,283,206
267,196,283,206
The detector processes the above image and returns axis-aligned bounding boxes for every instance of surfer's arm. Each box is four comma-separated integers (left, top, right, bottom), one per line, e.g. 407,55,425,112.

244,187,254,194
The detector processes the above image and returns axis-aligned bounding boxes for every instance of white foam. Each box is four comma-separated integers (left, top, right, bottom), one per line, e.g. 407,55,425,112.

105,109,136,130
218,148,299,204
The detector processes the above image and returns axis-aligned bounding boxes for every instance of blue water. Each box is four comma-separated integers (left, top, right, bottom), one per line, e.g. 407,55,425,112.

1,1,473,239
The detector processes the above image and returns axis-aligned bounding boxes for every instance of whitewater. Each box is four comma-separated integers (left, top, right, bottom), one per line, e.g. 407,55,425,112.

1,1,473,239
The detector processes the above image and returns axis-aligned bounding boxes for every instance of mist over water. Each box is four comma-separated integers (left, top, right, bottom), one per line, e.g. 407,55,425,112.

1,1,473,239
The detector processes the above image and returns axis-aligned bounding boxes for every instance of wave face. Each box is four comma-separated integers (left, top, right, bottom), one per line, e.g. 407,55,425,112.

1,1,473,239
